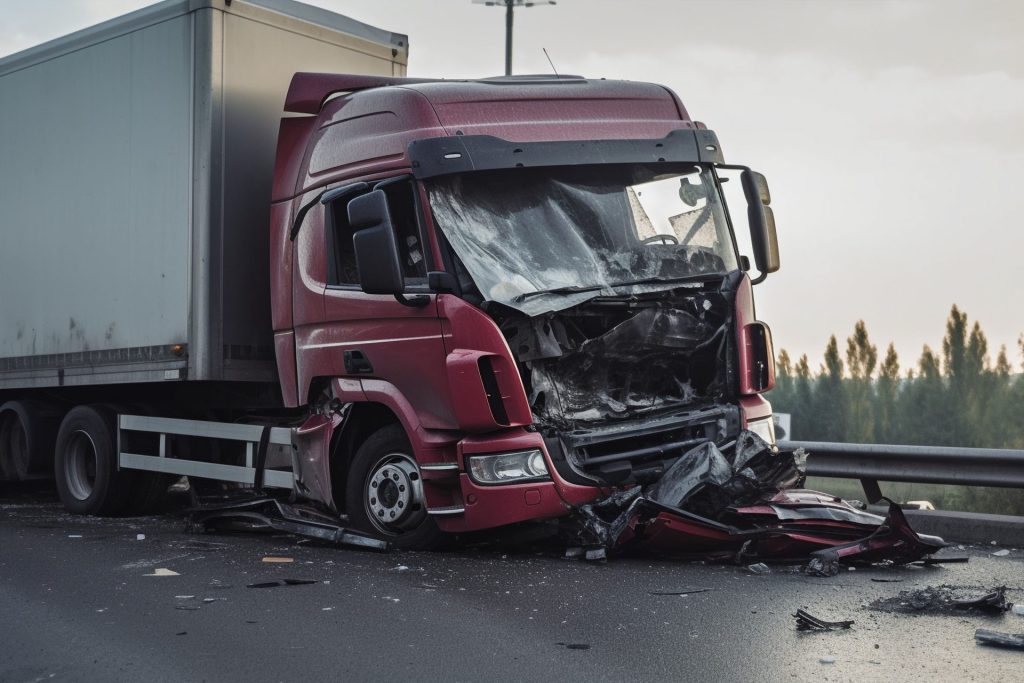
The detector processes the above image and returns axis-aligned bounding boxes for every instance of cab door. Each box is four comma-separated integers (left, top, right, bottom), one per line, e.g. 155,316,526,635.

315,178,455,430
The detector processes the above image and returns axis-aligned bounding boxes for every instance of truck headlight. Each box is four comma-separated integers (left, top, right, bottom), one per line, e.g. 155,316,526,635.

746,416,776,445
467,449,549,485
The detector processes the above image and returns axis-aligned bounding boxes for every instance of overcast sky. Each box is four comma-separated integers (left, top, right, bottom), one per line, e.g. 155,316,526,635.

2,0,1022,373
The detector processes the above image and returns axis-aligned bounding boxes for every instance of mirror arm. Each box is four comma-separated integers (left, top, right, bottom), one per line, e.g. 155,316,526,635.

394,293,431,307
750,270,768,286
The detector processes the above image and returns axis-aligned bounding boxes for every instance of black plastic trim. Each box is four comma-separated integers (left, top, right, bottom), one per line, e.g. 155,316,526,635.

408,129,724,179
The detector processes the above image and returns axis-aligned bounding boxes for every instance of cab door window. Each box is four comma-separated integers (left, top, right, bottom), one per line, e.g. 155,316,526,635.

325,179,427,288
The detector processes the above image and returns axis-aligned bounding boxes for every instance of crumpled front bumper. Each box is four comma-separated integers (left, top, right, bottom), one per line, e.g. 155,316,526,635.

566,431,947,567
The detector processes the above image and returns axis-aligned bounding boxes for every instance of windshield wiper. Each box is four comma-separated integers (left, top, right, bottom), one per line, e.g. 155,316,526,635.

513,284,606,302
513,275,713,303
609,275,708,288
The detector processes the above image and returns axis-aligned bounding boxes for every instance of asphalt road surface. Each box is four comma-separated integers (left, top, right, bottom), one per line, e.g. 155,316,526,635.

2,483,1022,682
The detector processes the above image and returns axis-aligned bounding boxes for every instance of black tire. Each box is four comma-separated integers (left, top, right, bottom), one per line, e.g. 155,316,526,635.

54,405,132,515
344,424,443,550
125,470,173,514
109,404,172,515
0,410,23,481
0,400,62,481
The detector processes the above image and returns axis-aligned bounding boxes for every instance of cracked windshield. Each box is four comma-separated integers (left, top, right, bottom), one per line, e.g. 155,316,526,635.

427,165,739,314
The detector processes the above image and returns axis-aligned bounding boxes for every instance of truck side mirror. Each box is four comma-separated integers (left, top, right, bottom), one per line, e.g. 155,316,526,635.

348,190,405,296
741,170,780,282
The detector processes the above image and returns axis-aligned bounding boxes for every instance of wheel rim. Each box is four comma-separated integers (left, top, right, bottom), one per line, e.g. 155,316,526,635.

65,430,98,501
364,452,427,535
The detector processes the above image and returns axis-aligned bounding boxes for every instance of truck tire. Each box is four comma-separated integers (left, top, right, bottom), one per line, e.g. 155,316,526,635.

0,400,62,481
108,404,172,515
54,405,132,515
344,424,443,550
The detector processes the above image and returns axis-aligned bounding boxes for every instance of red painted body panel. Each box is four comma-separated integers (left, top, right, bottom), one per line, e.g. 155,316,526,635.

437,295,532,430
733,273,775,426
431,428,602,533
315,290,454,429
273,331,299,408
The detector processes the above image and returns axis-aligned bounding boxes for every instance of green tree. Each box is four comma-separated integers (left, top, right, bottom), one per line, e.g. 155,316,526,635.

875,343,900,443
844,321,878,443
810,336,846,440
792,354,814,439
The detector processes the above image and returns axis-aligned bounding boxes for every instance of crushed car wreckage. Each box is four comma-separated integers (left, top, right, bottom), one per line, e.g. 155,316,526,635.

564,431,948,566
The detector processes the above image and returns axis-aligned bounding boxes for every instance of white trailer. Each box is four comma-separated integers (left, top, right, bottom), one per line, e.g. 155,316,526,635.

0,0,407,389
0,0,405,515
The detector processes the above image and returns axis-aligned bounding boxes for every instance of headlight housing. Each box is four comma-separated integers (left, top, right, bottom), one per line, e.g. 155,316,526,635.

746,416,777,445
467,449,549,485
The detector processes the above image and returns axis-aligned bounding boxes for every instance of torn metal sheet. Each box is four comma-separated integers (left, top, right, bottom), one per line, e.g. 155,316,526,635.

794,609,854,631
292,411,344,511
187,496,388,551
522,307,727,426
567,430,947,567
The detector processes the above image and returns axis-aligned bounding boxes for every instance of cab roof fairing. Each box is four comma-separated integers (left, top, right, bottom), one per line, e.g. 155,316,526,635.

277,74,709,199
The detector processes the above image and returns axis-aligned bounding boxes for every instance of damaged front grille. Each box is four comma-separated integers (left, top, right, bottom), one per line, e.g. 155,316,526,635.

552,405,739,485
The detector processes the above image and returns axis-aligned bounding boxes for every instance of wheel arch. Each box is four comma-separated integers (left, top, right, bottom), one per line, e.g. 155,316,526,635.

329,402,404,510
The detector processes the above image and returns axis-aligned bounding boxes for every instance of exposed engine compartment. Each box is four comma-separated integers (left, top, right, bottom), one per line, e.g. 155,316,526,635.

491,275,742,486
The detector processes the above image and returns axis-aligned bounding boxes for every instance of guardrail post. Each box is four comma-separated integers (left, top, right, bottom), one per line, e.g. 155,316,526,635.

860,478,883,504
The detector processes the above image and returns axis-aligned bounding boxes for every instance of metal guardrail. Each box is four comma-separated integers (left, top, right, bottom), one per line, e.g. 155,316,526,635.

778,440,1024,503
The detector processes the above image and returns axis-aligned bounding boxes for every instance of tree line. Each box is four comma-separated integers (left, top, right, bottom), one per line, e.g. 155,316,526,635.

768,305,1024,514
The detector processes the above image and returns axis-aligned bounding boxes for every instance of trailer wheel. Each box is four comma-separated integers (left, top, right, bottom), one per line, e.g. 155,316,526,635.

54,405,131,515
0,400,62,481
0,410,27,481
108,405,172,515
345,424,442,550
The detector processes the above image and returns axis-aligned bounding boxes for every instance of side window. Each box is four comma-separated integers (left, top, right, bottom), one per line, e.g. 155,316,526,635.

381,181,427,285
325,180,428,287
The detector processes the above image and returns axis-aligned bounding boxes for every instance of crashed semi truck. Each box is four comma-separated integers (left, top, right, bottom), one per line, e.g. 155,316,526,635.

4,0,939,565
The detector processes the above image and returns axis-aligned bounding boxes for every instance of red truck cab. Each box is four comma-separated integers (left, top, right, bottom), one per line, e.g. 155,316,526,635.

270,74,780,547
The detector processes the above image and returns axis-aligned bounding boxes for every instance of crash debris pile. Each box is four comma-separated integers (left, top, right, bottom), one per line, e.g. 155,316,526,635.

570,430,947,566
870,585,1012,615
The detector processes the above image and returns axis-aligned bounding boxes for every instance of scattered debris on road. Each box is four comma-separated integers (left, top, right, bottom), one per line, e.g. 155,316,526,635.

144,568,180,577
556,642,591,650
871,585,1012,615
262,556,294,563
794,609,854,631
246,579,318,588
648,587,714,596
747,563,771,575
992,549,1011,557
186,496,387,550
975,629,1024,651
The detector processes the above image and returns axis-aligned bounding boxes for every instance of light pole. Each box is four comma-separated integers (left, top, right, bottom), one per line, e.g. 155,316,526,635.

472,1,556,76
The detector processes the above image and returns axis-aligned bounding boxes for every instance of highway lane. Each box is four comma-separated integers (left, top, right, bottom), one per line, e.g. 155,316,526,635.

2,484,1022,682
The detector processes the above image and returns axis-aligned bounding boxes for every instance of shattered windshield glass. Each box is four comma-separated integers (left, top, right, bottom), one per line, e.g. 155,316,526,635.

426,165,738,315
